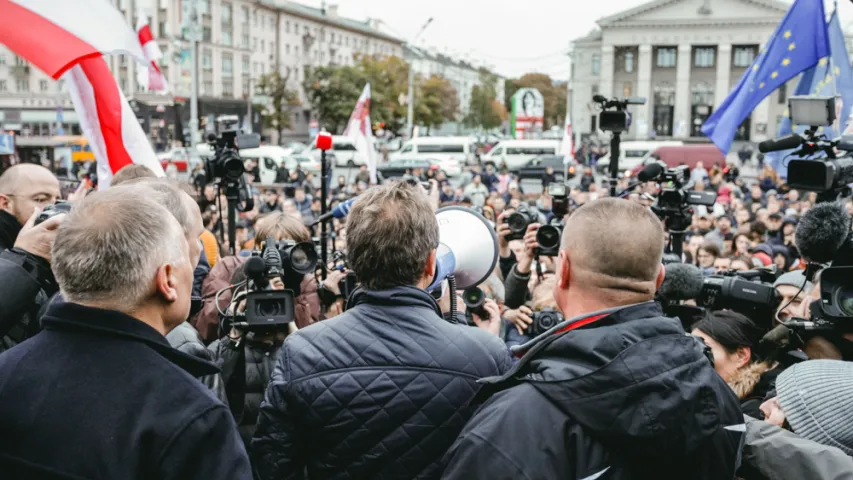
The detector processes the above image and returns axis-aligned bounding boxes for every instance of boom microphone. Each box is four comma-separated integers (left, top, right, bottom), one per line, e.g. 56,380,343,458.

794,201,851,264
657,262,703,302
313,196,359,225
618,163,665,198
758,134,804,153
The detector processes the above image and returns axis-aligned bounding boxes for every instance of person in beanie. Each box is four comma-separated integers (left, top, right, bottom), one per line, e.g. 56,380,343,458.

774,271,813,323
760,360,853,456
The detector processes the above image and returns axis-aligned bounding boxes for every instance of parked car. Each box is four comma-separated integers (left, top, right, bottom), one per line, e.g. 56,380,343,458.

308,136,366,167
628,144,726,177
518,155,577,182
595,141,683,174
291,153,322,176
481,140,561,171
377,158,440,179
390,136,476,170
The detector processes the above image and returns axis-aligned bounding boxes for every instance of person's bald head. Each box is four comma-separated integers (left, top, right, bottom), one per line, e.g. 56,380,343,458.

0,164,61,225
555,198,665,312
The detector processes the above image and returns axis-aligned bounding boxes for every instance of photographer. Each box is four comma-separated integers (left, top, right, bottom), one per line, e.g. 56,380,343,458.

503,222,541,309
0,186,250,479
252,182,512,480
0,164,62,351
194,212,320,343
443,198,743,479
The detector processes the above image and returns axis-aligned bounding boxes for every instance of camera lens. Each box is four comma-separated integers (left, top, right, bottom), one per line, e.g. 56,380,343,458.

507,212,528,233
284,242,319,275
536,226,561,250
838,286,853,317
463,287,485,309
221,153,245,180
537,312,558,330
256,297,283,317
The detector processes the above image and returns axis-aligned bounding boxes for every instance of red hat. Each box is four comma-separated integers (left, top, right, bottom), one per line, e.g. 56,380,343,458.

753,252,773,266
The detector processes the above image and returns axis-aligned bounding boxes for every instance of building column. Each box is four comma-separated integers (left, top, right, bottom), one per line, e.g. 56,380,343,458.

634,44,652,139
752,97,771,143
674,44,692,138
715,44,732,107
599,45,614,99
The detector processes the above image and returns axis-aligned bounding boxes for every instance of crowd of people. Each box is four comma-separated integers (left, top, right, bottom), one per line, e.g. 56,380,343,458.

0,146,851,479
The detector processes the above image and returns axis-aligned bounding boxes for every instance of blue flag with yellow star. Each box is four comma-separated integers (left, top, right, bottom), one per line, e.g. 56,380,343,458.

701,0,829,154
767,11,853,178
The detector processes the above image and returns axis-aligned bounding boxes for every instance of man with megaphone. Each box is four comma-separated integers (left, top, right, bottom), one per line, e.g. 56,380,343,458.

252,181,512,480
442,198,745,480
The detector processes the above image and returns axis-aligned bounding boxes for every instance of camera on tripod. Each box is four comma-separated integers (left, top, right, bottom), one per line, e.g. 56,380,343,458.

239,236,319,328
592,94,645,133
698,266,781,326
206,115,261,182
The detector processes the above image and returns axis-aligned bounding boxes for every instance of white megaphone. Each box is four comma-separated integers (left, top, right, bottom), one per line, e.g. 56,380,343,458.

427,206,499,292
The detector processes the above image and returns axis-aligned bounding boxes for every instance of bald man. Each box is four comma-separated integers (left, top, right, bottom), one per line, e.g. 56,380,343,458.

443,198,744,480
0,164,63,352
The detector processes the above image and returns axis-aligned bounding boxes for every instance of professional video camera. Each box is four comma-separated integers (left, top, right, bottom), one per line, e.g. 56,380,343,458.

535,182,570,257
528,308,563,336
592,94,646,197
237,237,318,328
503,203,536,241
697,266,781,327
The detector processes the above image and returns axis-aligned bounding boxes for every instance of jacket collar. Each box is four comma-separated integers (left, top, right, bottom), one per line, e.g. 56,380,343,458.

41,301,219,377
0,209,21,250
347,285,442,316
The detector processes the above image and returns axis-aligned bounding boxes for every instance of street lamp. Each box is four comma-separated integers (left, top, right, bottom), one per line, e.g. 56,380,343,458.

406,17,434,139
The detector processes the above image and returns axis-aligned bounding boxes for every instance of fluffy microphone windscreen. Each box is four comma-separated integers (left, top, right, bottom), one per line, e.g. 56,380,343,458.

658,262,704,301
795,201,851,264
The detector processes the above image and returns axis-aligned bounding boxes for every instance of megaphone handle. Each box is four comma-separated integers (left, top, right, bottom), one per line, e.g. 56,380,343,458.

447,275,458,320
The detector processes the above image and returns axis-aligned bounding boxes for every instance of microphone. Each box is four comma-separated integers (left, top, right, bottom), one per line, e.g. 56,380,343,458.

243,256,269,288
758,134,803,153
593,94,608,104
313,196,360,225
617,163,665,198
657,262,704,302
795,201,851,264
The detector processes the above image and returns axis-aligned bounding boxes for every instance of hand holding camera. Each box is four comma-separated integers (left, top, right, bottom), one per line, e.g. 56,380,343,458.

470,298,501,337
496,211,513,258
505,306,534,336
516,223,541,275
15,207,67,263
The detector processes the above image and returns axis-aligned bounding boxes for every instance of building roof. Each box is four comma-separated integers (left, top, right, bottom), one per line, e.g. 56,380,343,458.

572,29,602,45
256,1,403,44
597,0,789,26
404,45,502,79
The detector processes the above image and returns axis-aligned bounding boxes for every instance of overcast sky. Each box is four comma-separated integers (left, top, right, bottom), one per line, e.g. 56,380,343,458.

299,0,853,80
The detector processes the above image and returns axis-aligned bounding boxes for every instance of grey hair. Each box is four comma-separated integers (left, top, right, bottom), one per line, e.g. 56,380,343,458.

120,178,192,236
52,186,187,310
346,181,438,290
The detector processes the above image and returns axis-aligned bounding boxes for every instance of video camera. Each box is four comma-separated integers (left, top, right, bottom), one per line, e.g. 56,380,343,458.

698,266,781,327
238,236,318,328
206,115,261,182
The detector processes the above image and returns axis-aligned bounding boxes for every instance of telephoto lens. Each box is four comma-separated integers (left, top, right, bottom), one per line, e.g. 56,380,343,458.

504,205,534,241
463,287,489,321
535,225,562,257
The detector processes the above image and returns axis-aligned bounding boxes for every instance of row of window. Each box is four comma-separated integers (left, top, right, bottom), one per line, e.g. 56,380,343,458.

591,45,759,75
592,81,788,106
0,79,51,93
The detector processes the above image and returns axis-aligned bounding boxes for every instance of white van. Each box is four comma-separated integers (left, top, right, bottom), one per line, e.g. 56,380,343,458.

239,146,297,184
481,140,561,171
308,135,365,168
595,141,683,173
392,136,477,174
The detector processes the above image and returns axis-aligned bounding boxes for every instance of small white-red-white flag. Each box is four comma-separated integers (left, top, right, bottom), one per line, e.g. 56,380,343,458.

136,11,169,93
560,112,575,164
344,83,377,183
0,0,164,188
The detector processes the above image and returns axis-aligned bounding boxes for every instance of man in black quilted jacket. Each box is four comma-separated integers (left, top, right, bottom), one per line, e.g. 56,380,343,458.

252,181,512,479
442,198,745,480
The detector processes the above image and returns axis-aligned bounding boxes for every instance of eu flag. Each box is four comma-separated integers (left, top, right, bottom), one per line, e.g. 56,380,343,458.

767,11,853,178
701,0,829,154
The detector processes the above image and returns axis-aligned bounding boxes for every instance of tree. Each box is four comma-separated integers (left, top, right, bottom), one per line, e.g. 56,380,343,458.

303,64,367,133
504,73,568,129
416,75,459,132
255,71,300,143
357,55,410,133
464,70,503,130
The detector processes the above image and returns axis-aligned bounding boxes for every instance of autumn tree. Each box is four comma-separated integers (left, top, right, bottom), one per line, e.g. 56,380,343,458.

303,64,368,133
416,75,459,132
464,70,503,130
505,73,567,129
255,71,301,143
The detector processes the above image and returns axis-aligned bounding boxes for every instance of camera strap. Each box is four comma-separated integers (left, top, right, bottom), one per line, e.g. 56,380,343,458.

221,341,247,422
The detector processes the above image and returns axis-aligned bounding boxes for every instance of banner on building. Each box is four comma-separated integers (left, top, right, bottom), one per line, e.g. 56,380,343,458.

510,88,544,139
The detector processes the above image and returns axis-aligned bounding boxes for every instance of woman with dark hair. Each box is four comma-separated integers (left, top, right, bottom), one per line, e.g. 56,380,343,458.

691,310,779,417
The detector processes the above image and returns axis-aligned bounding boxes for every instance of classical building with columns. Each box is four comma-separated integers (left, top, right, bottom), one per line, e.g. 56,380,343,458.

570,0,797,145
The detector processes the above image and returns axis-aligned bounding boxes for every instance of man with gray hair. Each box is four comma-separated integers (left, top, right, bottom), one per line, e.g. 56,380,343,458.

443,198,744,479
0,186,251,479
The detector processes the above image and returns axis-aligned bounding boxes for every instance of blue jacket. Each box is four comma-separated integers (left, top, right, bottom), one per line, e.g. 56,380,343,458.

252,286,512,480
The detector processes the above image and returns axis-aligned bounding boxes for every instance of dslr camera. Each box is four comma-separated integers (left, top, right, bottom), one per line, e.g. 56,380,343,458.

503,203,536,241
462,287,490,322
34,201,72,226
535,183,571,257
239,237,318,328
528,308,563,336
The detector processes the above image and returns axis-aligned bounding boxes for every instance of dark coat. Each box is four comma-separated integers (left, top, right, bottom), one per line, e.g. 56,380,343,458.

442,302,745,480
0,302,252,480
251,286,513,480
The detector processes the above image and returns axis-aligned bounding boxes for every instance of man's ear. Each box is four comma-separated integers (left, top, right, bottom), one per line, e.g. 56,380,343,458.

558,250,571,289
0,194,10,211
424,249,437,280
155,264,179,303
655,263,666,290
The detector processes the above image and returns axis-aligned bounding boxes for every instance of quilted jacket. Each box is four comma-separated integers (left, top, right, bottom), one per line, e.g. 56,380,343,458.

251,286,513,480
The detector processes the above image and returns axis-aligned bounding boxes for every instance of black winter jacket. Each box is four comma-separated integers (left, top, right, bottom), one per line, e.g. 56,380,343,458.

0,302,251,479
442,302,745,480
252,286,513,480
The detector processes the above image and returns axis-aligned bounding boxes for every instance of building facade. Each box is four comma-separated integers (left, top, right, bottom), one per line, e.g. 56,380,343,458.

404,44,505,125
570,0,796,146
0,0,403,146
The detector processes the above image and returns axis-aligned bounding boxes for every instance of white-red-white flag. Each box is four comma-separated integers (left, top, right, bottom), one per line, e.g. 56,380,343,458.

0,0,164,188
343,83,377,183
136,11,169,93
560,112,575,164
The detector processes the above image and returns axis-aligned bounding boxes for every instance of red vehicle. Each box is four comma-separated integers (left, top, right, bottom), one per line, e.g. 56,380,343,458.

629,144,726,177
